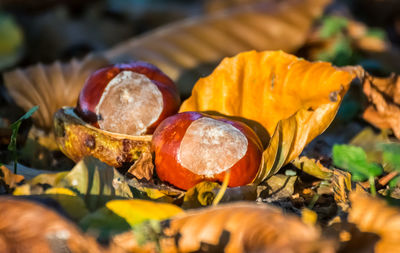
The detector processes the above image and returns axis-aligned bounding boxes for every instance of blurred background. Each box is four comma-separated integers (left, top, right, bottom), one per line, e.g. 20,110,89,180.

0,0,399,71
0,0,399,171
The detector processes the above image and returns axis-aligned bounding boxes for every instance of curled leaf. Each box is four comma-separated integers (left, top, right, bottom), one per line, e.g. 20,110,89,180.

0,197,121,253
180,50,354,182
105,0,330,96
127,179,185,203
126,151,154,182
349,192,400,253
3,55,109,130
362,72,400,139
332,169,353,209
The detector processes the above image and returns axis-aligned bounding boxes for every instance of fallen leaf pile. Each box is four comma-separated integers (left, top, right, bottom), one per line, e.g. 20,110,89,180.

1,0,400,252
113,202,335,253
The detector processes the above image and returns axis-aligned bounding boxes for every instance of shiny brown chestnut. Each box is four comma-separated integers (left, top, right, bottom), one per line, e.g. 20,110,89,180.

152,111,263,190
76,61,180,135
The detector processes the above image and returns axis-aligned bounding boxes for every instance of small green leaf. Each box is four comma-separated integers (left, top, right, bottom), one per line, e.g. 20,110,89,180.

320,16,348,38
17,105,39,122
333,144,383,182
378,143,400,171
106,199,183,227
8,105,39,174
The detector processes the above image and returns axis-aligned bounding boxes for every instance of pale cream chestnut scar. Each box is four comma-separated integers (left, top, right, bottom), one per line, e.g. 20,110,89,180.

95,70,163,135
177,117,248,177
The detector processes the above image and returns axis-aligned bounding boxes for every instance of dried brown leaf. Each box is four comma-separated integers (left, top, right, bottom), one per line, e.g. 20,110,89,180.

331,168,368,210
3,55,109,130
0,165,24,193
332,169,353,210
127,151,154,182
0,197,123,253
349,192,400,253
126,179,185,203
362,72,400,139
105,0,331,96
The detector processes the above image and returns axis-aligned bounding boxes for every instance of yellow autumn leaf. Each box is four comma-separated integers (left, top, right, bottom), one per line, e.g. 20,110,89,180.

13,184,31,196
301,208,318,226
45,187,76,196
106,199,183,227
180,50,354,183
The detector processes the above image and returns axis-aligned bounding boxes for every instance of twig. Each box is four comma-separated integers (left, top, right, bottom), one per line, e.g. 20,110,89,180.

378,171,399,186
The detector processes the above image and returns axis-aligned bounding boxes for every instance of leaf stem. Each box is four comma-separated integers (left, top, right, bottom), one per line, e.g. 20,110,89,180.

7,105,39,175
369,176,376,197
212,169,230,206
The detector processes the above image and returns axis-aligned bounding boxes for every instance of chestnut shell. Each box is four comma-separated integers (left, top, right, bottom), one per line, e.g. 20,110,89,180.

54,107,152,168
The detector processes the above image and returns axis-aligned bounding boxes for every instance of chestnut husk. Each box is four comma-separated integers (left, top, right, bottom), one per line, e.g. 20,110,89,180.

54,107,152,168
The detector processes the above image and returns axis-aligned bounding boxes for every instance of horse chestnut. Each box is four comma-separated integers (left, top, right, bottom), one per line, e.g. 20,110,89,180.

76,61,180,135
152,112,263,190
